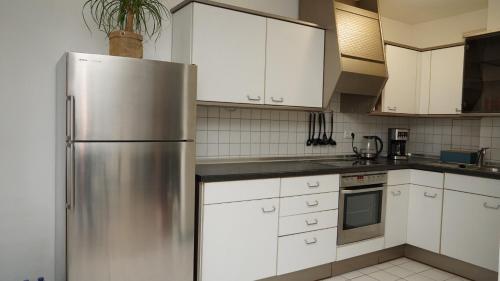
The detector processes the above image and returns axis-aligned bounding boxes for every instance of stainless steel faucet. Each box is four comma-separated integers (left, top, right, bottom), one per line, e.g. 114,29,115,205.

477,147,489,167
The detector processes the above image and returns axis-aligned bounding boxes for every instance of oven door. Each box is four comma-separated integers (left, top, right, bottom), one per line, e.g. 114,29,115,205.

338,185,386,245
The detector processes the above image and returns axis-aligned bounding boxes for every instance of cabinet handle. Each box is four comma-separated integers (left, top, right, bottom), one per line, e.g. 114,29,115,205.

306,200,319,207
261,206,276,213
307,181,320,188
391,190,401,196
305,218,319,226
424,192,438,198
304,237,318,245
271,97,284,103
247,95,261,101
387,106,397,112
483,202,500,210
455,108,462,113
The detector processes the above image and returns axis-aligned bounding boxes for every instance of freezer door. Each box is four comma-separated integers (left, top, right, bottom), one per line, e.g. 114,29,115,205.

66,52,197,141
67,142,195,281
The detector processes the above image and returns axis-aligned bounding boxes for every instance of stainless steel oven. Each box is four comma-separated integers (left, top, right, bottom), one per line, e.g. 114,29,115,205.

338,171,387,245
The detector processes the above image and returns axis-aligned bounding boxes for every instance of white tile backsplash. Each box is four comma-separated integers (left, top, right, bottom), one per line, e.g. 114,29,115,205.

196,104,500,163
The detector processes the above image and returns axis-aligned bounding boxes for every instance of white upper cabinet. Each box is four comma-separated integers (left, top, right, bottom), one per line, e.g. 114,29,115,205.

173,3,267,104
383,45,418,114
265,19,324,108
172,3,325,108
428,46,465,114
415,51,432,114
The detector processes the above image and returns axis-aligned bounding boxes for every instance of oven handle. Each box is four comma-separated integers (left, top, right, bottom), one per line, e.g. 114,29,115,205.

340,186,385,194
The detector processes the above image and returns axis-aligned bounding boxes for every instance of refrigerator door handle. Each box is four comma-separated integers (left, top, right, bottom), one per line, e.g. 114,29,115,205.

66,143,75,210
66,95,75,141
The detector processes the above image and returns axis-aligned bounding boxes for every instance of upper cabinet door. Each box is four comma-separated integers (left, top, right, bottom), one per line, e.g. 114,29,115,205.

383,45,418,114
192,4,266,104
265,19,324,108
428,46,465,114
415,51,432,114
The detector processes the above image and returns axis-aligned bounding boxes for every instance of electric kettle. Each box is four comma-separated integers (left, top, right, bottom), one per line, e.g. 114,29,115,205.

352,135,384,159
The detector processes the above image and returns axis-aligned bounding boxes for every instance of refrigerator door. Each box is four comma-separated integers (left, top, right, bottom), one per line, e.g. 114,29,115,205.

67,142,195,281
66,52,197,141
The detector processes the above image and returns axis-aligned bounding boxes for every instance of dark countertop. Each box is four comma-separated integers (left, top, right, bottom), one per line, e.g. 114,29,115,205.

196,157,500,182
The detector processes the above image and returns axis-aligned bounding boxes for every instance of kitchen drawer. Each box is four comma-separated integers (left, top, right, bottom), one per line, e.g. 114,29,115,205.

387,169,411,186
444,174,500,198
279,210,338,236
204,178,280,204
277,228,337,275
281,175,339,197
411,170,443,189
280,192,338,217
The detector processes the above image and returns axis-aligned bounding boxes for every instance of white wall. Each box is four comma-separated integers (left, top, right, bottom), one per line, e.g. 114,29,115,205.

412,9,487,48
488,0,500,30
381,9,488,48
0,0,297,280
380,17,415,46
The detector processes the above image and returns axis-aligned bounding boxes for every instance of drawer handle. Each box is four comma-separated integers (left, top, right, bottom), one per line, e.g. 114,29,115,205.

304,237,318,245
271,97,284,103
305,218,318,226
424,192,438,199
247,95,261,101
306,200,319,207
483,202,500,210
387,106,397,111
391,190,401,196
261,206,276,213
307,181,320,188
456,108,462,113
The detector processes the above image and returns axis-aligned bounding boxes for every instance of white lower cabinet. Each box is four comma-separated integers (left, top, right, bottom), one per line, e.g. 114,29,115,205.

201,198,279,281
385,184,410,248
441,190,500,271
406,185,443,253
277,228,337,275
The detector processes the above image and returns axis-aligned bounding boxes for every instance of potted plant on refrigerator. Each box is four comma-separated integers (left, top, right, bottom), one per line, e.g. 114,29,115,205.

82,0,171,58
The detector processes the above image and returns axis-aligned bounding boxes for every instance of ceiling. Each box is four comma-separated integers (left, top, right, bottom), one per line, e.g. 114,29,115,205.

379,0,489,24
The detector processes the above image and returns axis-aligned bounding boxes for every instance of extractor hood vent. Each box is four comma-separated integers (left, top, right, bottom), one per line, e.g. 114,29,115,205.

300,0,388,113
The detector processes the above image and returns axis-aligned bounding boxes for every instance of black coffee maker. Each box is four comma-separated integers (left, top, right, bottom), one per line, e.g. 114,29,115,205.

388,128,409,160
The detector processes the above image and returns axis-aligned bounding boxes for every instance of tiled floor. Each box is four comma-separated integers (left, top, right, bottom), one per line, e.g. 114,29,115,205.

323,257,470,281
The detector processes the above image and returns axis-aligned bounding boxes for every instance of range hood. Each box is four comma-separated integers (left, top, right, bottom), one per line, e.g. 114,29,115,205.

300,0,388,112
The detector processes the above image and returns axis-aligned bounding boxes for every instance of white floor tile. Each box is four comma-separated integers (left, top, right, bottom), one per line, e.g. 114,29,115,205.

389,257,412,265
351,276,377,281
404,274,435,281
399,261,431,273
419,268,457,281
368,270,400,281
359,265,380,275
374,262,395,270
341,270,364,279
385,266,414,278
446,276,470,281
322,276,348,281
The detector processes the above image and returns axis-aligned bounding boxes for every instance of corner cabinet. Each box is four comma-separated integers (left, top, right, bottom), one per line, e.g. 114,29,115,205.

382,45,418,114
172,3,325,108
428,46,465,114
381,44,464,115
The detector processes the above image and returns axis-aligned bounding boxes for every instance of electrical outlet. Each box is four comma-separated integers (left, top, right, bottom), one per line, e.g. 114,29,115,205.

344,131,354,139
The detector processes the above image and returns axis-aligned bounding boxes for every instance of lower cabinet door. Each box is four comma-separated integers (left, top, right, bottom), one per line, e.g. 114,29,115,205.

385,184,410,248
277,228,337,275
406,185,443,253
441,190,500,271
201,199,279,281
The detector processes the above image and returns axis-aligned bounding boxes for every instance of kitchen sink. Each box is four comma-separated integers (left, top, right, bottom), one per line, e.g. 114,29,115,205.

425,162,500,173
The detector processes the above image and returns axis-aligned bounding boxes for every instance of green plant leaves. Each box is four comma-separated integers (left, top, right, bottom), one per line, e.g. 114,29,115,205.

82,0,171,40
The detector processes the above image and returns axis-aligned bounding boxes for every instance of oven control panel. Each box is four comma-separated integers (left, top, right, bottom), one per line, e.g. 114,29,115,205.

340,172,387,187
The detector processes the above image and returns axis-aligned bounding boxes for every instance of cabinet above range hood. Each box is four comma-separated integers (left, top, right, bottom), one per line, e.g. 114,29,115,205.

300,0,388,113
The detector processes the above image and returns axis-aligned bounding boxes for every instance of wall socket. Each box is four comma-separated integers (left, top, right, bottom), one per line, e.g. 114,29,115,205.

344,131,354,139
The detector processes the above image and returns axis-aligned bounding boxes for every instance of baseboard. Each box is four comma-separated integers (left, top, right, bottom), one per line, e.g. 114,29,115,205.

331,245,405,276
405,245,498,281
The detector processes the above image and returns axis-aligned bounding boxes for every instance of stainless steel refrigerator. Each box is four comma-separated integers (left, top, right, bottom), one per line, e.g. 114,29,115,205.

55,52,197,281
